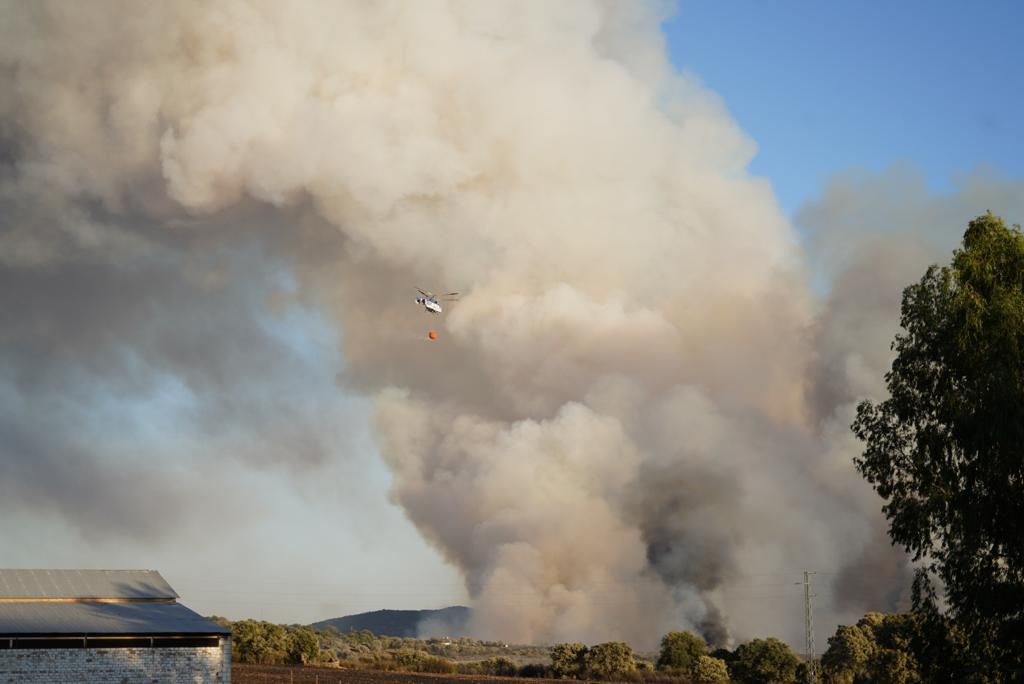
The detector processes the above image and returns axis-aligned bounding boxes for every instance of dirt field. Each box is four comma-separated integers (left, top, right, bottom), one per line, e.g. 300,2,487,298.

232,663,565,684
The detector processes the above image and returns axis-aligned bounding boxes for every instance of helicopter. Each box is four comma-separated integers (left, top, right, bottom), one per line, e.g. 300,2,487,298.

415,288,459,314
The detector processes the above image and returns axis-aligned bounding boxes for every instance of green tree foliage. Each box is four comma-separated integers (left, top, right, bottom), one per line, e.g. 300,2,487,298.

657,630,708,674
481,656,519,677
821,611,991,684
367,648,452,674
392,648,424,669
729,638,799,684
693,654,731,683
550,642,588,678
586,641,636,680
635,659,655,672
870,649,920,684
519,662,551,678
821,613,923,684
286,626,321,664
453,656,519,676
909,613,985,683
229,620,325,665
231,620,290,664
852,212,1024,678
348,628,378,649
420,657,457,674
857,614,918,684
821,623,876,683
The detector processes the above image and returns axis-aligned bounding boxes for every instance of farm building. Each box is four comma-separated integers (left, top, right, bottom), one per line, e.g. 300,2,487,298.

0,569,230,683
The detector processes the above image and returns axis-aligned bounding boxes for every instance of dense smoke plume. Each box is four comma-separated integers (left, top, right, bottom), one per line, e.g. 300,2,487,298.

3,0,1023,649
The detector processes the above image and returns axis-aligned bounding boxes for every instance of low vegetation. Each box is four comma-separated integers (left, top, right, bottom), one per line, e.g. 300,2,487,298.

212,615,816,683
215,611,1013,683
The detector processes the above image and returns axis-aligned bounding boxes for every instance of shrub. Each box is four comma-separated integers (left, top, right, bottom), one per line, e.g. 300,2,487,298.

692,655,729,684
480,656,519,676
587,642,637,680
551,642,589,678
519,662,551,678
657,631,707,674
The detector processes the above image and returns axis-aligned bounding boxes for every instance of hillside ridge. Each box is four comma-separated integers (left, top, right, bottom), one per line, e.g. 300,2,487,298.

312,606,471,638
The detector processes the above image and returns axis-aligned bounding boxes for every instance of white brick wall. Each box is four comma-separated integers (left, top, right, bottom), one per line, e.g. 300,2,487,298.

0,639,231,684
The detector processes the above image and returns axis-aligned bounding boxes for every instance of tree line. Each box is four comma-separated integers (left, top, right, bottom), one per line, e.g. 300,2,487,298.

212,610,1012,683
212,614,809,683
547,634,803,683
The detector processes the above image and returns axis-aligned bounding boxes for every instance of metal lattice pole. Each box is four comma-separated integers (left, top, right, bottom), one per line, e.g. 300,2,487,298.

802,571,817,684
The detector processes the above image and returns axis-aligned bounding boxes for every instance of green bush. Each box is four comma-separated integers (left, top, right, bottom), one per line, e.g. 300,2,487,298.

693,655,729,683
551,642,588,678
480,656,519,676
416,655,457,674
657,631,708,675
729,638,799,684
587,642,637,680
231,620,289,664
286,626,320,664
519,662,550,678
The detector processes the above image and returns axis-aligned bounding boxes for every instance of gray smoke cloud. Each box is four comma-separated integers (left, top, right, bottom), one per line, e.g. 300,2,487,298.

2,0,1022,650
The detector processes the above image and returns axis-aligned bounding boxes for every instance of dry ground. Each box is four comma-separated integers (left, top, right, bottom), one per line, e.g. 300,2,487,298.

232,663,567,684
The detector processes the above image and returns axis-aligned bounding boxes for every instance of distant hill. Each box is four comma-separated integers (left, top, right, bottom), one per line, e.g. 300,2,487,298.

311,606,471,638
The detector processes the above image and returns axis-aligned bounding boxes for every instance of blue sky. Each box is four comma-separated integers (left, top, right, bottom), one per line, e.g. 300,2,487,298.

662,1,1024,216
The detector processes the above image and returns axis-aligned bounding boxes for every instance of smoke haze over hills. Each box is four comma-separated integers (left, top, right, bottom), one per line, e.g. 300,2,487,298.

2,0,1023,651
313,606,470,639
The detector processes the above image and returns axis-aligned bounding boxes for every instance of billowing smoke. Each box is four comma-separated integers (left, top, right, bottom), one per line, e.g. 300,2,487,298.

3,0,1023,650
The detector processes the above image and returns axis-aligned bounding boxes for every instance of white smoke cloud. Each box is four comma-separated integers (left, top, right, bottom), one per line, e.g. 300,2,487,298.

4,0,1021,650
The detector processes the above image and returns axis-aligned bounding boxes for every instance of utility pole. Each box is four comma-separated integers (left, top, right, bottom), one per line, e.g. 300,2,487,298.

799,571,817,684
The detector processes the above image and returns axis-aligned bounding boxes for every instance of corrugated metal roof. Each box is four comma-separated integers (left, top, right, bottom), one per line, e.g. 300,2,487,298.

0,570,177,600
0,602,229,636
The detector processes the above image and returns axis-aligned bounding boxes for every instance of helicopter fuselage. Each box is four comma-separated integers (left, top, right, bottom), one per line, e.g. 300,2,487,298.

416,296,443,314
